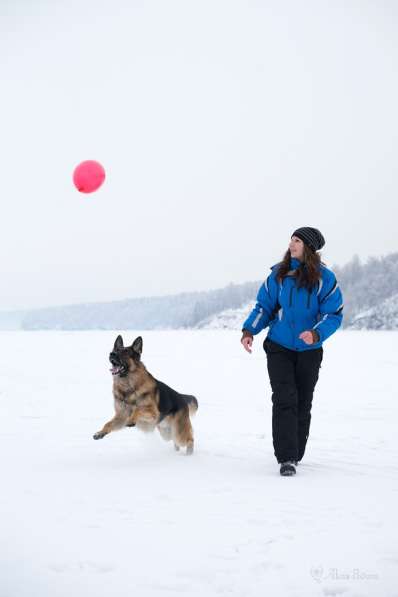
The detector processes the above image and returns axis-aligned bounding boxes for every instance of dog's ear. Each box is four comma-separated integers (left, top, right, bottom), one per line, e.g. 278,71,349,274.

114,335,124,351
131,336,143,356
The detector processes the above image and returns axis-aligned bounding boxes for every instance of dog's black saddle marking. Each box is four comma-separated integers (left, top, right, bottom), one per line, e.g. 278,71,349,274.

155,380,188,424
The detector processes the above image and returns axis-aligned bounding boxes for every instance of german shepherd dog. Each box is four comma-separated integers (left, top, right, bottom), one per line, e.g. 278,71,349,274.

93,335,198,454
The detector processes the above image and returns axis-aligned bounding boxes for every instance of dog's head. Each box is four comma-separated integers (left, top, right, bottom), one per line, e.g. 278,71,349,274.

109,335,143,377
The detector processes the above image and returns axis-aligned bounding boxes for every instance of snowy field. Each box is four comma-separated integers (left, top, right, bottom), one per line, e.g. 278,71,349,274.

1,329,397,597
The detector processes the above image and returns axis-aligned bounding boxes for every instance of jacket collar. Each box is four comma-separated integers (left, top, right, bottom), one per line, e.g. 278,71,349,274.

270,257,303,272
290,257,302,270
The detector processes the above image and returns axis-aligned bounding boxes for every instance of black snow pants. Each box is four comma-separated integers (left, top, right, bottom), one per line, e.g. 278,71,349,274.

263,338,323,464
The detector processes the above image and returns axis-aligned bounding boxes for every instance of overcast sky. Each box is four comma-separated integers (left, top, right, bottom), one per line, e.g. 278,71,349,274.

1,0,397,310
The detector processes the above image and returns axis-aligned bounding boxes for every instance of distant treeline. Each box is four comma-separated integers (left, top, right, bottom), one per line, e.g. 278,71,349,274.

0,252,397,330
333,252,398,329
19,281,260,330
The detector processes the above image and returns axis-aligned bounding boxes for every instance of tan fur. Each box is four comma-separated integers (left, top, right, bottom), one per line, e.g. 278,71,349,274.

172,407,194,454
93,351,197,455
187,400,198,417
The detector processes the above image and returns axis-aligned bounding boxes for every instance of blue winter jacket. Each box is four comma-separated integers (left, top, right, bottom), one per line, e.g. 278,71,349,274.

242,257,344,351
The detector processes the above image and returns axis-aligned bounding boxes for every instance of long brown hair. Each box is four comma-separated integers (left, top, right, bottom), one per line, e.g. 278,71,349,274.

276,246,326,291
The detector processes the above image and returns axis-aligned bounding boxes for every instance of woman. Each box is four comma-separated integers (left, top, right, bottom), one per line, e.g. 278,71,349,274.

241,227,344,477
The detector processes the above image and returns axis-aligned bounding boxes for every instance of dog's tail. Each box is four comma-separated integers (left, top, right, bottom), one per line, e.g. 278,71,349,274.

184,395,198,416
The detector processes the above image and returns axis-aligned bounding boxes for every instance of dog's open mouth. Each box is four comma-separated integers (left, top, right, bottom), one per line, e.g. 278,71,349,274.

110,365,126,376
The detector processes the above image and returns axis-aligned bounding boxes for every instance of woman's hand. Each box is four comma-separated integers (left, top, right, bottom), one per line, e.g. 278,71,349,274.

241,331,253,353
299,330,318,345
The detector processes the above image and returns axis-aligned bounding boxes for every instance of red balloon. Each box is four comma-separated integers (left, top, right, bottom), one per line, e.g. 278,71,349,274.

73,160,106,193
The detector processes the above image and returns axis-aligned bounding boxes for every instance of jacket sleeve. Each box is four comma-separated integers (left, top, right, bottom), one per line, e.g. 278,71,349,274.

242,272,279,336
312,272,344,342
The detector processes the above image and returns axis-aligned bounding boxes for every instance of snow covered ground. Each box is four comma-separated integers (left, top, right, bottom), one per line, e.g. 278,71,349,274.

1,330,397,597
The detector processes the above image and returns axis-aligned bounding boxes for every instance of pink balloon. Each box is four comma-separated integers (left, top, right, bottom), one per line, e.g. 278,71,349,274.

73,160,106,193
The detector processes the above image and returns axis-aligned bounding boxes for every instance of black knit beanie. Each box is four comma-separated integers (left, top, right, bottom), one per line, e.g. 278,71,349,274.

291,227,325,251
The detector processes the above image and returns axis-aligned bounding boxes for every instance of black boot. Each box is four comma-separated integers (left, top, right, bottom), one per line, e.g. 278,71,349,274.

280,461,296,476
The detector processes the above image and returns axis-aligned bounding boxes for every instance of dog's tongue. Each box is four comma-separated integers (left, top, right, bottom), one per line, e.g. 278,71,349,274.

110,365,120,374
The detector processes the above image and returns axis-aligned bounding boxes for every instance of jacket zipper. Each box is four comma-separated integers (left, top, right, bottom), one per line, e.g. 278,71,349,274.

289,284,297,349
290,285,312,308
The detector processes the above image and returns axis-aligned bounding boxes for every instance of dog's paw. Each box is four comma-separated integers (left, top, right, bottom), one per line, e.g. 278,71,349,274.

93,431,106,440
